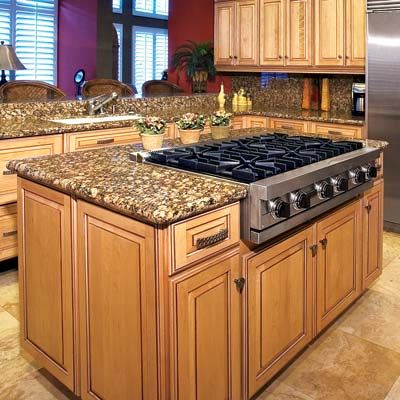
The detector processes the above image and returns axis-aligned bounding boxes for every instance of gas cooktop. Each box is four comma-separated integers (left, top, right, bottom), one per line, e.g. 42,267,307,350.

145,134,364,183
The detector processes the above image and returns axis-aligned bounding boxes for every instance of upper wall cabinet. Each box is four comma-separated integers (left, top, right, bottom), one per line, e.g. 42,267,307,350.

214,0,366,73
215,0,259,66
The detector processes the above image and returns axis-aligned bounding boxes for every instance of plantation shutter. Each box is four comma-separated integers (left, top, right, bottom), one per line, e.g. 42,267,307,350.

113,23,123,81
134,0,168,18
0,0,12,80
113,0,122,13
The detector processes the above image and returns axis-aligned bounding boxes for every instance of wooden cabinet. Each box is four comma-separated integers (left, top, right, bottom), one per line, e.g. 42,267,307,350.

269,117,309,133
309,122,364,138
77,200,158,400
0,135,63,205
232,116,246,130
316,200,362,333
246,227,314,397
18,179,75,391
0,203,17,261
362,180,384,289
170,249,242,400
345,0,366,67
245,116,269,128
260,0,285,66
215,0,258,66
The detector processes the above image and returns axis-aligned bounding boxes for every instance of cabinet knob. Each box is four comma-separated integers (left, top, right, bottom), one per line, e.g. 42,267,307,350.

365,204,372,213
233,55,238,59
319,238,328,249
278,55,282,59
338,55,343,59
234,278,246,293
309,244,318,257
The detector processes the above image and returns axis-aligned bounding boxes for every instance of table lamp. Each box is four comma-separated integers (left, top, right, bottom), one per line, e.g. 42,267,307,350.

0,41,26,86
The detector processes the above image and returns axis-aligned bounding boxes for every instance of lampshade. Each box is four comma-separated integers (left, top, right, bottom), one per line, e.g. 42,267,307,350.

0,41,26,71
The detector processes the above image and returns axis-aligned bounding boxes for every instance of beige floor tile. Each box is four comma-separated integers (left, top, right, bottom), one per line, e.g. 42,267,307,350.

278,330,400,400
383,232,400,268
0,268,19,321
257,379,315,399
385,376,400,400
372,258,400,301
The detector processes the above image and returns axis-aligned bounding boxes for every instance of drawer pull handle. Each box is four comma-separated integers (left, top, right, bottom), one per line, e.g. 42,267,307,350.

3,230,17,238
97,138,115,145
328,130,342,135
3,170,16,176
196,229,229,249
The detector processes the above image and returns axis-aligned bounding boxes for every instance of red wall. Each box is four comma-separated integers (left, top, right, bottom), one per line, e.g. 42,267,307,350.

168,0,232,94
58,0,98,96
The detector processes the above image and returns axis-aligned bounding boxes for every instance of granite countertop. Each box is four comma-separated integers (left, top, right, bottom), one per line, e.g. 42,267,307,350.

6,127,387,226
0,107,364,140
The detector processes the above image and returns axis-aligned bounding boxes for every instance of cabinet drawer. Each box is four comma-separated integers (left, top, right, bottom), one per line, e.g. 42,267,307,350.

310,122,364,138
232,116,245,130
245,116,268,128
170,203,240,273
269,118,309,133
0,135,63,205
0,203,18,261
64,127,141,152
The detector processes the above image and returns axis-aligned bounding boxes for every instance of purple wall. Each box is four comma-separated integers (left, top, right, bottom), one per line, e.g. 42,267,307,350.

58,0,98,96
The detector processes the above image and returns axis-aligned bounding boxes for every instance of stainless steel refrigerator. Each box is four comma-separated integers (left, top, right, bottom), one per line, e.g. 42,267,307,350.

368,0,400,231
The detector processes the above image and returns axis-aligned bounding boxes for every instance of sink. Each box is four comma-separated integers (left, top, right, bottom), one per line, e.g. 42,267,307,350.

50,114,142,125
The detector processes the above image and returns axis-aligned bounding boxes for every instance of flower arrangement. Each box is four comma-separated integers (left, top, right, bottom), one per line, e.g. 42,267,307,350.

175,113,206,131
210,111,232,127
135,116,167,136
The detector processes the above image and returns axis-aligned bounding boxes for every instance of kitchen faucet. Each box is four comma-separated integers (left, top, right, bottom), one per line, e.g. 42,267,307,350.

87,92,119,116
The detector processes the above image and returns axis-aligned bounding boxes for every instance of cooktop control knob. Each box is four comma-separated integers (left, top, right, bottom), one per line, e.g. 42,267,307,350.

269,199,291,219
315,181,334,199
350,168,366,184
362,165,378,179
331,176,349,192
292,191,311,210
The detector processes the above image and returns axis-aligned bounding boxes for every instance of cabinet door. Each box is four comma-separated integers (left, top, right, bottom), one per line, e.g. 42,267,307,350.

236,0,259,65
260,0,285,66
18,179,75,392
362,180,383,289
215,2,236,65
171,250,242,400
0,203,17,262
315,0,345,66
286,0,312,66
77,201,158,400
309,122,364,139
345,0,366,67
316,200,362,333
246,227,314,398
246,116,268,128
269,117,309,133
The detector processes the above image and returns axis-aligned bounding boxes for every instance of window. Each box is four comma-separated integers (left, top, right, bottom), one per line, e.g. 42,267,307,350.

113,23,123,81
0,0,57,84
113,0,122,13
133,0,168,19
132,26,168,95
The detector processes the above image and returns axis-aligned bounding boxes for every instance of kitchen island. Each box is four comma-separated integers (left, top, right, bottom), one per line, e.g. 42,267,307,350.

8,128,386,400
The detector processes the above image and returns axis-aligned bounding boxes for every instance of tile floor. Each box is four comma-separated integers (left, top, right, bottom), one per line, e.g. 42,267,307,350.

0,232,399,400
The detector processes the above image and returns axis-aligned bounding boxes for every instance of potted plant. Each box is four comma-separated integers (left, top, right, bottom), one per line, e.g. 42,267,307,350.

172,41,217,93
176,113,206,144
135,116,167,150
210,111,232,139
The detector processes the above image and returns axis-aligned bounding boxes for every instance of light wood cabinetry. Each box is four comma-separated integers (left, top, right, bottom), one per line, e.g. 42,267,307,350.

215,0,258,66
245,115,269,128
345,0,366,67
315,200,362,333
18,179,76,391
309,121,364,138
0,203,17,261
0,135,63,205
77,200,158,400
246,227,314,398
170,249,242,400
362,180,384,289
269,117,309,133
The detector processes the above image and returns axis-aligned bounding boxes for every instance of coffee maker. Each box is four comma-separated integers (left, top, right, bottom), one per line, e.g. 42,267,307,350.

352,83,366,116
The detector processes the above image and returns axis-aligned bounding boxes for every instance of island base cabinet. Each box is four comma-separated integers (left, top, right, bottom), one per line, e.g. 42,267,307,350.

316,200,362,333
245,227,314,398
362,180,384,289
18,179,76,392
170,249,242,400
77,201,158,400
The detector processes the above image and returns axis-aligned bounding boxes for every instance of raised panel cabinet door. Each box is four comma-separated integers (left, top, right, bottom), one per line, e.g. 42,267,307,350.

171,250,242,400
315,0,345,66
18,178,75,391
286,0,312,66
345,0,366,67
246,227,314,398
260,0,285,66
362,180,383,289
247,116,268,128
214,2,236,65
0,135,63,205
236,0,259,65
316,200,362,333
77,201,158,400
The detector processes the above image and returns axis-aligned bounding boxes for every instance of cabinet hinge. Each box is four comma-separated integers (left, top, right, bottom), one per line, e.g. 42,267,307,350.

234,278,246,293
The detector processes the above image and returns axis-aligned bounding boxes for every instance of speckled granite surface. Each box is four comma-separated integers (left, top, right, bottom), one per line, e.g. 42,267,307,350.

0,106,364,140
